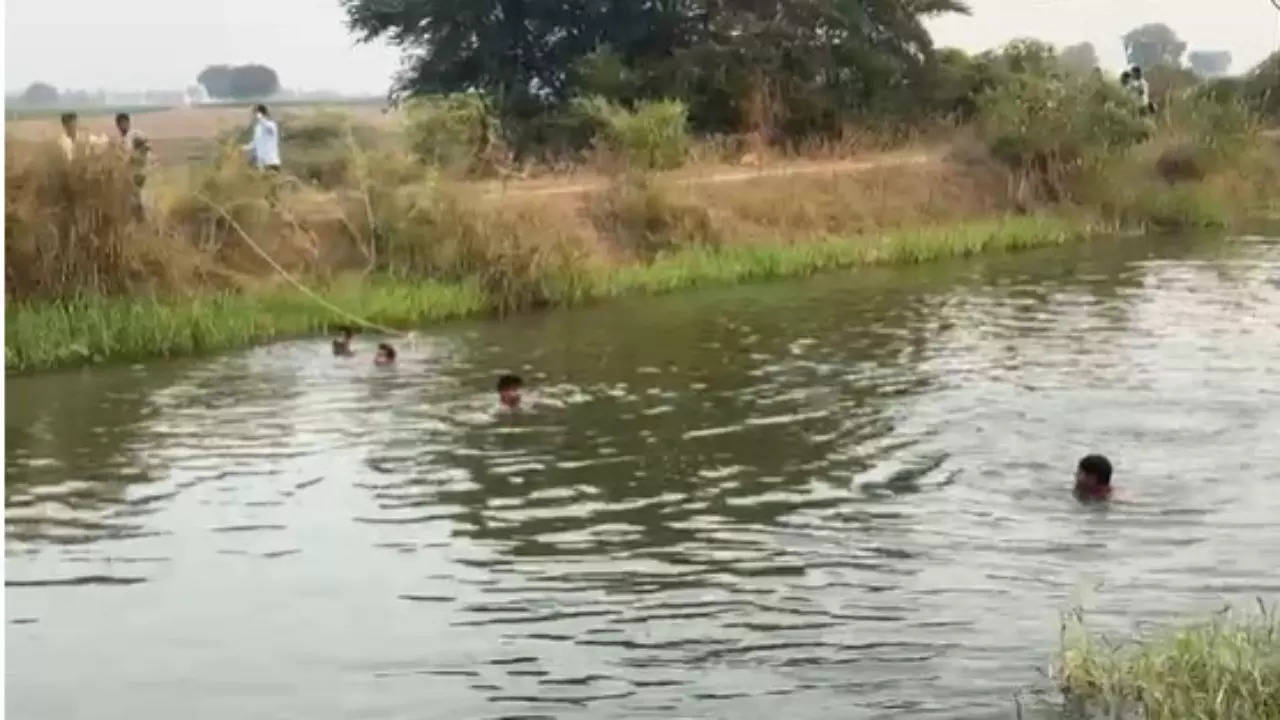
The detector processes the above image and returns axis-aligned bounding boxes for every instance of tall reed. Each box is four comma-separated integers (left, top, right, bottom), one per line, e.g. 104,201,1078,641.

1057,604,1280,720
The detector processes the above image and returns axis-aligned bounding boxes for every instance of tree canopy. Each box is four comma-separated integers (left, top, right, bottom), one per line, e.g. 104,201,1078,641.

1122,23,1186,69
196,64,281,99
1188,51,1232,78
19,82,59,106
341,0,970,136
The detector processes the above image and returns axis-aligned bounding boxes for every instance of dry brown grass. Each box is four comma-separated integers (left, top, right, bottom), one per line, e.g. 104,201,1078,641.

5,127,1016,306
676,157,1010,240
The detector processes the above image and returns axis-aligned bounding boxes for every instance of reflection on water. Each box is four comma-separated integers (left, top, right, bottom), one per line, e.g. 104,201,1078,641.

8,234,1280,719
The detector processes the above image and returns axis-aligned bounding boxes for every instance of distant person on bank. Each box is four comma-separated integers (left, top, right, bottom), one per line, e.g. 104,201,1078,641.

243,104,281,171
114,112,152,218
1121,66,1154,116
57,112,107,160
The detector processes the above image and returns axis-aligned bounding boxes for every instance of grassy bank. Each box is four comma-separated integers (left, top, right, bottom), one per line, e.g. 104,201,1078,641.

7,42,1279,373
5,215,1084,372
1058,605,1280,720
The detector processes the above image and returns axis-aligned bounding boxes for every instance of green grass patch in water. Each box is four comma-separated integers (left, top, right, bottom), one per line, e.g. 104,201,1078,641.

5,280,484,373
1058,604,1280,720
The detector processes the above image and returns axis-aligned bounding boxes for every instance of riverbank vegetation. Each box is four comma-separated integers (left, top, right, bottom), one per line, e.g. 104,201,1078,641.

7,9,1280,371
1057,604,1280,720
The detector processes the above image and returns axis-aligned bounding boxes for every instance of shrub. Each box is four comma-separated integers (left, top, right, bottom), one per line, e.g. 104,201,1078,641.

977,72,1149,201
402,94,505,175
278,110,386,188
573,96,690,170
1245,51,1280,120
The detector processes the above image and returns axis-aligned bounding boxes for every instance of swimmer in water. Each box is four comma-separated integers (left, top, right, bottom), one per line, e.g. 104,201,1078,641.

497,374,523,409
374,343,397,366
332,326,354,357
1074,454,1113,501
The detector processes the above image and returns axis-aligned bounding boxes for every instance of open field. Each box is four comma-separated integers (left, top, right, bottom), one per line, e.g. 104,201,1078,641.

6,102,394,166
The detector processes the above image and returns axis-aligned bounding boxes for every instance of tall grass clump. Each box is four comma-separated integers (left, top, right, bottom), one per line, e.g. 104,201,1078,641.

364,178,597,315
589,175,720,259
1058,604,1280,720
4,141,201,300
402,94,506,175
573,96,691,170
278,109,389,188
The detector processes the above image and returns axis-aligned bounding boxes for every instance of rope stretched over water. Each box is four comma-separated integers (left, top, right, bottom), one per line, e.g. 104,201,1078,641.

196,192,412,341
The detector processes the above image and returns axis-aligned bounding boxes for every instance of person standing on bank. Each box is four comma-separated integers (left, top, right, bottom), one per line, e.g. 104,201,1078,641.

114,112,151,219
243,104,281,171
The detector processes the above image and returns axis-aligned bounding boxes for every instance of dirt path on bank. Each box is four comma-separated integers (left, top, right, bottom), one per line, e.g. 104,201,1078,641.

477,150,941,200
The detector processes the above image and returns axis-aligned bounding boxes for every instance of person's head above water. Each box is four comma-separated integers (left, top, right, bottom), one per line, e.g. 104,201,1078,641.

60,112,78,138
332,326,354,356
374,343,396,366
1129,65,1143,81
497,374,523,408
115,112,131,136
1075,454,1113,499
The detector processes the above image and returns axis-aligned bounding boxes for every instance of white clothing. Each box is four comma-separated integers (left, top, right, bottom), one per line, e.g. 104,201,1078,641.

59,132,109,160
1122,76,1150,106
243,115,281,168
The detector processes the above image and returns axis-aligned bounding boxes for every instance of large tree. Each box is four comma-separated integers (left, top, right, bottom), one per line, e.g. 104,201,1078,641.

19,82,59,106
197,64,281,99
341,0,968,135
1122,23,1186,69
1188,50,1232,78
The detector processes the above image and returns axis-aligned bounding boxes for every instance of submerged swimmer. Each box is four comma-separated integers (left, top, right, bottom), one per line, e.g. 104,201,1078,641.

374,343,397,366
1074,454,1113,501
332,326,354,357
497,374,523,409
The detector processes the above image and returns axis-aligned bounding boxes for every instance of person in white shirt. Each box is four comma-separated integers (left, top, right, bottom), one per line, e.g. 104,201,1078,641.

242,104,281,171
1124,66,1154,116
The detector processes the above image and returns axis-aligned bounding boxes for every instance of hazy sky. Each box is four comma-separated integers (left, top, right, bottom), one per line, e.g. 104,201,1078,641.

928,0,1280,73
5,0,1279,94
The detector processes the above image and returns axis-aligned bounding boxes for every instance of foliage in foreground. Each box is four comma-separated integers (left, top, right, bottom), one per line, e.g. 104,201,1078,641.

1058,604,1280,720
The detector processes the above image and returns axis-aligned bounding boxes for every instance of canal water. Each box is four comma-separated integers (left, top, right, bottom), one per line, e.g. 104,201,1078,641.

7,234,1280,719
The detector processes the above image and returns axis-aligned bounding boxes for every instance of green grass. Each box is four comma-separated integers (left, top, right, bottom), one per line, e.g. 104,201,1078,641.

595,214,1086,297
5,280,485,373
1058,604,1280,720
5,215,1091,373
